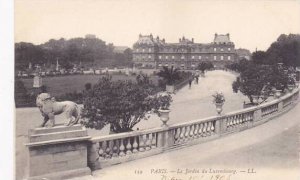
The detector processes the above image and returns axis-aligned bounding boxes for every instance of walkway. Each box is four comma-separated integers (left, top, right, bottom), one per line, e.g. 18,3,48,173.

71,101,300,180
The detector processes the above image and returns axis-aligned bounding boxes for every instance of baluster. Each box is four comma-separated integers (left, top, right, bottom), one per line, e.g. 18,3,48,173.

198,123,203,137
228,117,233,129
145,134,151,150
119,139,126,156
105,141,111,159
189,125,194,140
151,133,157,148
243,114,247,124
174,128,180,143
126,138,132,155
98,142,105,160
180,126,185,142
112,140,118,157
202,123,207,137
139,135,145,152
226,118,230,130
210,121,215,134
206,122,211,136
194,124,199,138
184,126,189,141
238,115,242,126
132,136,138,153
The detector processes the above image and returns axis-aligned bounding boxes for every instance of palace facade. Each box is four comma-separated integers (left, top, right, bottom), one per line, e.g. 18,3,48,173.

132,33,239,69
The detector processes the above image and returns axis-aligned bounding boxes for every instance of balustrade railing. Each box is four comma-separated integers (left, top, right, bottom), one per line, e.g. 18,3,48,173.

87,88,299,171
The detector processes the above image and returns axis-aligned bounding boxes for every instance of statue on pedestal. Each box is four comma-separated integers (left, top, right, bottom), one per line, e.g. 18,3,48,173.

36,93,81,127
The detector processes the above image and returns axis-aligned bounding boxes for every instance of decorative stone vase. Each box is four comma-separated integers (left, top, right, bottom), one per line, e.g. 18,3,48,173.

287,84,294,92
158,109,171,127
274,89,282,98
215,102,223,115
252,95,260,104
166,85,175,93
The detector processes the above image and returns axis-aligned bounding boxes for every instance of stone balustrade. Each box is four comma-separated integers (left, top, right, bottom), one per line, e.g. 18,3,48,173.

25,88,299,179
87,88,299,171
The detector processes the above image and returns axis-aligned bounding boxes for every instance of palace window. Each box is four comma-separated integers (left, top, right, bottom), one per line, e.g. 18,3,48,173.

149,48,151,52
172,56,175,59
214,48,217,52
136,48,139,52
148,55,151,59
142,48,145,52
166,56,169,59
228,56,231,60
181,55,185,59
192,56,194,59
214,56,217,60
228,48,231,51
199,56,202,60
221,56,224,60
159,55,162,59
221,48,224,52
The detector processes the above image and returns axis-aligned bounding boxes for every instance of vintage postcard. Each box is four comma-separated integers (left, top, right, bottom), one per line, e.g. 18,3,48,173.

14,0,300,180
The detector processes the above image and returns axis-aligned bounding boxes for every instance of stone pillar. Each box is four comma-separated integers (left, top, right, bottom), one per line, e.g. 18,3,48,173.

156,128,174,150
253,108,262,122
277,101,283,113
215,117,227,135
25,125,91,180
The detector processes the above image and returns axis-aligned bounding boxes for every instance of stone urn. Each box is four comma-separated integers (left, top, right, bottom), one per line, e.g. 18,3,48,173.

215,102,224,115
166,85,175,93
287,84,294,92
252,95,260,104
274,89,282,98
158,109,171,127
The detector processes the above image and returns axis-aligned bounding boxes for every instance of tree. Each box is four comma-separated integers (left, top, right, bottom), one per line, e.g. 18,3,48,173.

197,61,214,73
84,83,92,91
157,66,180,85
252,34,300,67
232,63,271,104
81,76,172,133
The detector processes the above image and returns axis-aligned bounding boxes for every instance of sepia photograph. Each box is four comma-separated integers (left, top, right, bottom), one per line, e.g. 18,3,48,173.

11,0,300,179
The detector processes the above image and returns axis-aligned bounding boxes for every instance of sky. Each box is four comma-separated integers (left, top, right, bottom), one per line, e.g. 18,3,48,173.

15,0,300,52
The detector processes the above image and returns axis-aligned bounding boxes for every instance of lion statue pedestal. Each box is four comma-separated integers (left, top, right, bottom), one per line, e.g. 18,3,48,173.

25,125,91,180
36,93,81,127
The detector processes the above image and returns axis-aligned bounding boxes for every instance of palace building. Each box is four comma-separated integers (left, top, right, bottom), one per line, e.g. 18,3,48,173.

132,33,240,69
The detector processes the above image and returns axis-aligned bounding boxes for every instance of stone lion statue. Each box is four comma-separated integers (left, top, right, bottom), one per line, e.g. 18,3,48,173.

36,93,81,127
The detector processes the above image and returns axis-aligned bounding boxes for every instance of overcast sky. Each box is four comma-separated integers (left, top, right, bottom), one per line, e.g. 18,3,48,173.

15,0,300,52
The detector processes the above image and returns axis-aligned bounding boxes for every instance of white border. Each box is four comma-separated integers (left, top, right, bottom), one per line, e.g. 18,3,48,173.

0,0,14,179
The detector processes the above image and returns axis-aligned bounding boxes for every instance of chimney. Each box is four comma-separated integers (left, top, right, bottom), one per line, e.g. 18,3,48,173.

156,36,159,40
179,38,181,42
182,36,185,40
150,33,153,39
192,38,194,43
215,33,218,38
139,34,142,38
162,38,165,43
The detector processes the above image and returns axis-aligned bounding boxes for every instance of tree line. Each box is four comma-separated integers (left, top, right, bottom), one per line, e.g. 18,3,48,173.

252,34,300,67
227,33,299,105
15,36,133,71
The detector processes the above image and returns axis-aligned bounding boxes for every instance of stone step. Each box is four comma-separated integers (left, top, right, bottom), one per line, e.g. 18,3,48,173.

29,124,83,135
29,129,87,143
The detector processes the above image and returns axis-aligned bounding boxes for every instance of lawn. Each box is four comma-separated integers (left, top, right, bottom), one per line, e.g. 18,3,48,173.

20,74,159,97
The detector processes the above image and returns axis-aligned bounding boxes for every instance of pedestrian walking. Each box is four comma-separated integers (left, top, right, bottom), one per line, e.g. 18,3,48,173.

189,78,193,89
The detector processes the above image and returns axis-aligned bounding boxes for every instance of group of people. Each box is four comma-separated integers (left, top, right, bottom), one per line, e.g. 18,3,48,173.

189,70,201,88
